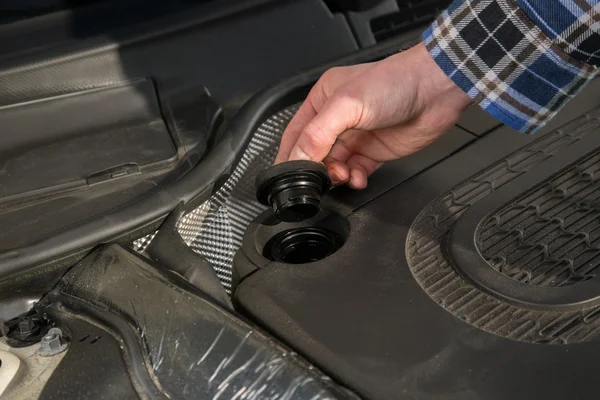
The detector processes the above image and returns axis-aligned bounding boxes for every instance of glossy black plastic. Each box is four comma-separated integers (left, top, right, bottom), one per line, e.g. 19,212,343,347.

263,227,344,264
256,160,331,222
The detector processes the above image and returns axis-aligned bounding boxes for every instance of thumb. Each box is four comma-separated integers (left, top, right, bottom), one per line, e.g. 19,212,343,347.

289,94,362,162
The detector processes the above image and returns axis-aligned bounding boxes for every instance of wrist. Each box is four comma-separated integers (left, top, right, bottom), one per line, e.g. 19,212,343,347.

408,42,474,113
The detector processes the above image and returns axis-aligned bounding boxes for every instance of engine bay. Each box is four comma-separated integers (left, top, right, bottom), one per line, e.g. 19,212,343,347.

2,1,600,399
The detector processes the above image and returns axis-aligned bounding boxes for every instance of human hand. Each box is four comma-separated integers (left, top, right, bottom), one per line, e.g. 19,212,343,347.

275,42,473,189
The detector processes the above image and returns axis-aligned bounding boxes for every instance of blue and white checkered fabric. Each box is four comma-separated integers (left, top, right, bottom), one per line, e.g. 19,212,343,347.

424,0,599,133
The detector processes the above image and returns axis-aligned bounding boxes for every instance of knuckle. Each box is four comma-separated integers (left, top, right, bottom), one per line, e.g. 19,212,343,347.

330,90,364,126
302,121,330,149
317,69,337,98
321,66,342,81
318,66,350,98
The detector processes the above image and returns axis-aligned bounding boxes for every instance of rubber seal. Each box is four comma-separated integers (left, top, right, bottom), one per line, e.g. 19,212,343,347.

256,161,331,222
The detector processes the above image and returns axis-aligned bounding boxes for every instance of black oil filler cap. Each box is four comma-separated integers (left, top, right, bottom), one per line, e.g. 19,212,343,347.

256,160,331,222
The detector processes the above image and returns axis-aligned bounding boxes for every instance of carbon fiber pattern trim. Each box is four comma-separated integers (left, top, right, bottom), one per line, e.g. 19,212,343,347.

134,105,299,292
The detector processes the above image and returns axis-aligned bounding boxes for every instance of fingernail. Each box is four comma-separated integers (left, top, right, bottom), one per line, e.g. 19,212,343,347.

330,175,347,187
290,146,310,161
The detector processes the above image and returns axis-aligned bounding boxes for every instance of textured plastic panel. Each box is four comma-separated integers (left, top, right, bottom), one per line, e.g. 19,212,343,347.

407,109,600,344
478,150,600,287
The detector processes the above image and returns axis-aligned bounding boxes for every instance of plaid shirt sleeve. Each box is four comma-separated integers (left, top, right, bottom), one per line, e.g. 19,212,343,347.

423,0,600,133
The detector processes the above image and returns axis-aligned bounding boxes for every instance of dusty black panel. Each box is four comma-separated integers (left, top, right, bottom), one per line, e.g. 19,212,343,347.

478,150,600,287
324,126,475,216
40,317,139,400
456,76,600,137
235,107,600,400
369,0,452,42
457,104,502,136
0,0,358,109
409,110,600,344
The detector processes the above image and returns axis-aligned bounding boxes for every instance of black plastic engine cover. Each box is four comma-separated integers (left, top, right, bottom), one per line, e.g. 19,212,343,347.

234,89,600,399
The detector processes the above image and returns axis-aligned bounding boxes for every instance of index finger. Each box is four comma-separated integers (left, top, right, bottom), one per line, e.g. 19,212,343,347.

275,97,317,163
275,63,376,164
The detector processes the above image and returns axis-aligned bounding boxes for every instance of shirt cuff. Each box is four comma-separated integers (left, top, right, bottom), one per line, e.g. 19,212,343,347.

423,0,598,134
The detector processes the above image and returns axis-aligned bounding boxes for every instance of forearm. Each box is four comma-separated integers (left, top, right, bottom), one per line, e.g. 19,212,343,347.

423,0,599,133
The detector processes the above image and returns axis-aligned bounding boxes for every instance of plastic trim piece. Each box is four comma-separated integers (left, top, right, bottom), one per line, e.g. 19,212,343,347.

146,203,234,310
0,0,276,69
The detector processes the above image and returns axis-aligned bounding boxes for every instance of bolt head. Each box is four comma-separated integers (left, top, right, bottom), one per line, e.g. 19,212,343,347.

48,338,61,350
38,327,68,356
18,318,34,335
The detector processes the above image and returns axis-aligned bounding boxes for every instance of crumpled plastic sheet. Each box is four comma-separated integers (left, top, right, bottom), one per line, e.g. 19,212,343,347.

58,245,355,400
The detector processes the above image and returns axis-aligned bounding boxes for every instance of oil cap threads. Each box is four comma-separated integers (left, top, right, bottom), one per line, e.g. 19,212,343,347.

256,160,331,222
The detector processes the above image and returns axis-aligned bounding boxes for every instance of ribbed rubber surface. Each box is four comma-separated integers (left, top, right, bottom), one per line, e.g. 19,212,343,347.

478,149,600,287
134,105,299,292
407,110,600,344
